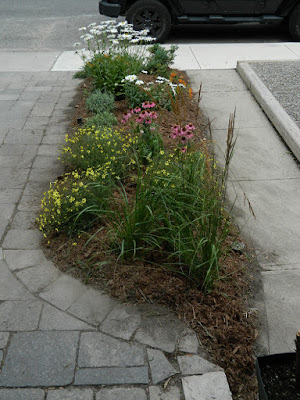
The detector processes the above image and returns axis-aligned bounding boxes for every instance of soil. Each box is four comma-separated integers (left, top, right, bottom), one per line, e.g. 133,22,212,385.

259,356,300,400
42,71,259,400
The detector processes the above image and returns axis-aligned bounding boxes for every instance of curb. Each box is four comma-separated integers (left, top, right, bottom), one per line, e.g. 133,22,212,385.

236,61,300,163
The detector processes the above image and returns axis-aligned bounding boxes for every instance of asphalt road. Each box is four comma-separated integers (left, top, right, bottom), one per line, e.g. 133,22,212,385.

0,0,293,50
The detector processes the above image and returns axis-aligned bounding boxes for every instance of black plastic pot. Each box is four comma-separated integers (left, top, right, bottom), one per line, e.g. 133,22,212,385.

256,352,296,400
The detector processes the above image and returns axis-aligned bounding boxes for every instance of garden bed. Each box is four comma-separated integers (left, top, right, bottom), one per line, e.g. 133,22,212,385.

38,20,258,400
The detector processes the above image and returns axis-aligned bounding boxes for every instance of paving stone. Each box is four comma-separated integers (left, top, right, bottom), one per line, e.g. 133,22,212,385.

0,301,42,331
46,388,94,400
0,261,34,300
0,331,79,387
39,93,61,103
23,116,49,129
17,195,42,212
42,134,65,145
0,389,45,400
0,332,10,348
68,288,116,325
37,144,61,156
16,262,61,293
4,129,43,145
96,387,147,400
30,103,55,117
178,355,222,376
2,229,42,249
44,125,68,135
100,304,141,339
3,249,47,271
23,180,50,196
182,373,232,400
33,155,61,169
39,304,94,331
0,247,3,259
0,203,15,223
0,155,34,169
0,168,30,189
0,144,38,156
11,211,37,229
149,386,181,400
75,367,149,385
135,311,184,353
148,349,178,384
178,329,200,354
78,332,145,368
29,167,63,182
39,275,88,311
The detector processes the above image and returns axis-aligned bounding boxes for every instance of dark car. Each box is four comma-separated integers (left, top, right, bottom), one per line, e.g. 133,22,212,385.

99,0,300,42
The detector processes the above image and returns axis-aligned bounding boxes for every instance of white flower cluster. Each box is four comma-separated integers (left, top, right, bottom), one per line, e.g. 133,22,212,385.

74,19,155,57
123,73,186,95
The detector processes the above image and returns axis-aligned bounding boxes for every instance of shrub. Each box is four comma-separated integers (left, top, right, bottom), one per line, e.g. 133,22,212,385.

85,90,115,114
146,44,178,77
37,168,112,237
61,126,138,178
84,112,117,129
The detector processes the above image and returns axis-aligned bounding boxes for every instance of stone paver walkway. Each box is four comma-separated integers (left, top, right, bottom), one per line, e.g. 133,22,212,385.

0,72,232,399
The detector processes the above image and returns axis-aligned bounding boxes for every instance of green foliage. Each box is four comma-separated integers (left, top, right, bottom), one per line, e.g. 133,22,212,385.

124,83,150,109
146,44,178,77
37,169,112,237
85,90,115,114
83,54,144,96
61,126,137,177
84,112,117,129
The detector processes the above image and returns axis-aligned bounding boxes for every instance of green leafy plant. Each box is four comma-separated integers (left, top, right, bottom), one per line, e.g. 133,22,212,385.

84,112,117,129
85,90,115,114
146,44,178,77
61,126,137,177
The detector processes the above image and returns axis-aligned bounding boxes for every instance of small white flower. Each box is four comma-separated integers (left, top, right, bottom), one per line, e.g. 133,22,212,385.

79,27,87,31
130,38,140,43
112,39,119,45
108,28,118,34
73,42,81,47
147,82,154,85
179,83,186,88
117,21,128,27
144,36,155,42
139,29,150,35
141,70,148,74
88,22,97,27
135,80,144,86
125,74,138,82
107,34,116,39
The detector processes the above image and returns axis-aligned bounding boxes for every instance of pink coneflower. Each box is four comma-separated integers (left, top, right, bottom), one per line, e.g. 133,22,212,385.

144,118,152,124
180,126,188,136
142,101,150,108
181,147,187,153
187,123,195,131
134,107,141,113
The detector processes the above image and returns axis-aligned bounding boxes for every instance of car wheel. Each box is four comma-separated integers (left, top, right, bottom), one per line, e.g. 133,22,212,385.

289,3,300,41
126,0,172,43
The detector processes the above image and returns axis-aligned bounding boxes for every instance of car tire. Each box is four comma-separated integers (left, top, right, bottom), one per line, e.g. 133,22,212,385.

126,0,172,43
289,3,300,41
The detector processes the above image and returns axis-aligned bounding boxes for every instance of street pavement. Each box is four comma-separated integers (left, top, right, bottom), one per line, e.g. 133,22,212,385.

0,45,300,398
